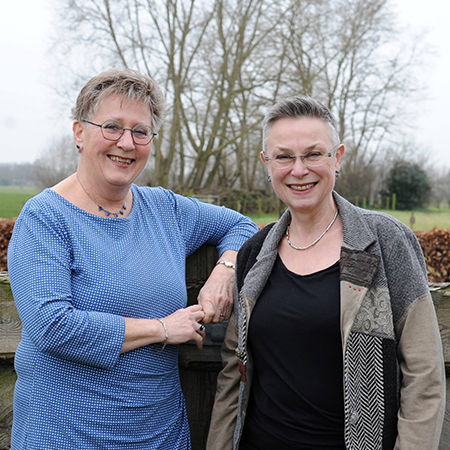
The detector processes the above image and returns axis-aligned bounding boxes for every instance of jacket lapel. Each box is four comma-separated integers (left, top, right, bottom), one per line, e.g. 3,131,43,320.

240,211,291,307
333,193,381,350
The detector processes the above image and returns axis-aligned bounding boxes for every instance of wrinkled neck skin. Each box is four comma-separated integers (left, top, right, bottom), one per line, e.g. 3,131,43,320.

76,160,132,210
288,193,338,242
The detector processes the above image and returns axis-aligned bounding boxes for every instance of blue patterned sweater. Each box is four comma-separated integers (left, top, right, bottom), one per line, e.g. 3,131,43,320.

8,185,257,449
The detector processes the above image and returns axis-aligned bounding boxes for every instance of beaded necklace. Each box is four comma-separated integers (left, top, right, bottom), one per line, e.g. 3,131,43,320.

76,173,127,218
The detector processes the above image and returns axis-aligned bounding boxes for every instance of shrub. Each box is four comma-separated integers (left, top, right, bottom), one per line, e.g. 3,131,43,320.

0,219,15,272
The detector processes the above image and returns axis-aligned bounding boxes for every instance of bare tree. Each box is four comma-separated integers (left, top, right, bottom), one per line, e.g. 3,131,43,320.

31,136,79,188
272,0,427,201
54,0,216,188
50,0,427,197
423,163,450,209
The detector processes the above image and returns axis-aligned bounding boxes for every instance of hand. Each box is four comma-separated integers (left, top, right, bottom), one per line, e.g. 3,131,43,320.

197,251,236,323
162,304,206,349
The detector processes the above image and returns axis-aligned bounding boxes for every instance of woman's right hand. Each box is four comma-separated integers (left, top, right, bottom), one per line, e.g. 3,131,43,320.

161,304,206,349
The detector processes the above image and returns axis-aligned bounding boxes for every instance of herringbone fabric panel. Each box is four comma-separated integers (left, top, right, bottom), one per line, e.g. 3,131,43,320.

344,332,385,450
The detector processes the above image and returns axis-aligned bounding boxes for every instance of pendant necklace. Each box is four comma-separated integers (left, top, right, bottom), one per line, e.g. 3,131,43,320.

286,209,339,251
76,173,127,218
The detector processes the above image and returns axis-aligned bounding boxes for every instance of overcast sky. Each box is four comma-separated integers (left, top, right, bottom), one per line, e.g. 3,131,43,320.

1,0,450,171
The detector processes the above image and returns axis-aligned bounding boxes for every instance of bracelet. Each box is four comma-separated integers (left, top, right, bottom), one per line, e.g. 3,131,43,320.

153,318,169,353
215,260,235,270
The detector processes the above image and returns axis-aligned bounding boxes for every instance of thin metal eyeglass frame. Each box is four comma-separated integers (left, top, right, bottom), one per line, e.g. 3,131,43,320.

82,119,157,145
264,144,341,169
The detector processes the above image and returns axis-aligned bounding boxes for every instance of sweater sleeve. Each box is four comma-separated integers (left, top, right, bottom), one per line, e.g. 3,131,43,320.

384,224,446,449
167,190,258,256
8,206,125,370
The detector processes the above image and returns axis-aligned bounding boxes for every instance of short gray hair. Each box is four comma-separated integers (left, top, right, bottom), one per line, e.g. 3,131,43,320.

71,68,166,131
262,95,340,154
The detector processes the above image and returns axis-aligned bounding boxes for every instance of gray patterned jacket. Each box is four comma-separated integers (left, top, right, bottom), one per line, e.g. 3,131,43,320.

207,192,445,450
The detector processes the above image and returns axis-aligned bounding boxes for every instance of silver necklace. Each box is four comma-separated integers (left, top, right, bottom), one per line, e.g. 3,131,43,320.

76,173,127,218
286,209,339,251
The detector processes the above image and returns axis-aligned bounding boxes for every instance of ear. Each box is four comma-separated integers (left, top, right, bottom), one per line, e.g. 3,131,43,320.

73,121,84,151
260,151,270,170
335,144,345,172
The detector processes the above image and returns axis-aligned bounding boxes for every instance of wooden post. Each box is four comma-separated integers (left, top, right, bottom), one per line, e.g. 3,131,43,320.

0,273,16,449
182,245,221,449
0,361,14,450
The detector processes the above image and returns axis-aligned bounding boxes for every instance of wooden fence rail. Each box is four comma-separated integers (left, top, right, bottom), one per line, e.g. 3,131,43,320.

1,246,450,449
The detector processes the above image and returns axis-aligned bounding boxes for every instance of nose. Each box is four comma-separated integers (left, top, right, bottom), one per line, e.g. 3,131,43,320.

116,129,135,151
291,155,310,176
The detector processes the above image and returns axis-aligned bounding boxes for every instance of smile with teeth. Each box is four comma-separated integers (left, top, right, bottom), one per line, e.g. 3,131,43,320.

109,155,133,165
289,182,316,191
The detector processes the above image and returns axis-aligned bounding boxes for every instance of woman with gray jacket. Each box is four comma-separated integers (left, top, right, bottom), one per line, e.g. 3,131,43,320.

207,95,445,450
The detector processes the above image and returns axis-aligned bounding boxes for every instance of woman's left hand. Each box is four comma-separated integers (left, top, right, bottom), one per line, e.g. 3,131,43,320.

197,250,237,323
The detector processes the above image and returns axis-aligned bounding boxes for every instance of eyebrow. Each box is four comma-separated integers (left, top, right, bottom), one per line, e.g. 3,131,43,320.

107,118,153,128
273,144,323,153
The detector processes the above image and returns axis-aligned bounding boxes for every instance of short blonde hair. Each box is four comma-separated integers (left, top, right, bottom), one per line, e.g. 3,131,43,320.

71,68,166,131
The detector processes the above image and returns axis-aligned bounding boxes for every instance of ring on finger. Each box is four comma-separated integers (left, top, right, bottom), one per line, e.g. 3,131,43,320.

199,324,205,332
220,313,226,318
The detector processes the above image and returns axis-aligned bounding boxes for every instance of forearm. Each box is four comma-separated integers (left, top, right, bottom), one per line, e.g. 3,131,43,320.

198,250,237,323
217,249,237,266
122,305,206,354
121,317,166,354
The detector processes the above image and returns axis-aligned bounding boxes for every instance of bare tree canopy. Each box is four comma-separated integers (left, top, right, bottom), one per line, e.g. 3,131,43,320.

31,136,79,188
51,0,427,197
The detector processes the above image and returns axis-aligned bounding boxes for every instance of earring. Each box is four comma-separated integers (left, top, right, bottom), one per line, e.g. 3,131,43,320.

335,171,340,179
76,145,80,150
267,175,272,182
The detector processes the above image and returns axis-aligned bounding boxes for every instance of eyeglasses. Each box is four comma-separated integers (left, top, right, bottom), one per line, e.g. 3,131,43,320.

82,119,157,145
263,144,340,169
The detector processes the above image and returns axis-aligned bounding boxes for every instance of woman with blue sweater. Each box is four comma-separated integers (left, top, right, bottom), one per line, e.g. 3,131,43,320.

8,68,257,449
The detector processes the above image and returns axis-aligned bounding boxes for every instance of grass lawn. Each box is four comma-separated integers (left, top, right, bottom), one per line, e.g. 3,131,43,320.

0,186,41,219
249,208,450,231
1,186,450,231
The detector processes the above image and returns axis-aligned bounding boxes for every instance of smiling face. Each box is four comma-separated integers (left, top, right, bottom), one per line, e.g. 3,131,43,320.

263,116,344,216
73,94,153,191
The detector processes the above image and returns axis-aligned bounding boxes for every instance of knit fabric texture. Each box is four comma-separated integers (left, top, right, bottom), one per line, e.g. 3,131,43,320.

8,185,257,449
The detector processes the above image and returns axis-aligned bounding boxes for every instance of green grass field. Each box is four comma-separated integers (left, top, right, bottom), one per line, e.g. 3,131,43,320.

1,186,449,230
250,208,450,231
0,186,42,219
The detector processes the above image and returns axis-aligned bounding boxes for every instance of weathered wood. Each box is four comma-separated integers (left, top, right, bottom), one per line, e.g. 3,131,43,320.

0,274,20,359
185,245,218,308
431,283,450,375
180,366,219,448
183,246,223,450
0,363,14,450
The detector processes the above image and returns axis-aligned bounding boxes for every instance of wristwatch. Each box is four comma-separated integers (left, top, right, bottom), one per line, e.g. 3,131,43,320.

215,260,236,270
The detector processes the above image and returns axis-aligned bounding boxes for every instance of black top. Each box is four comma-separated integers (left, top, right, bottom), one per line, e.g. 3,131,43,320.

239,255,345,450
